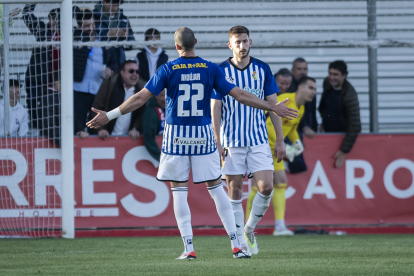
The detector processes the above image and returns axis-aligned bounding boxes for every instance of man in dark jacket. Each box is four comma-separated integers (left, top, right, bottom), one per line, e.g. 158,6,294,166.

22,4,60,128
93,0,135,64
38,75,61,147
319,60,361,168
142,90,165,161
73,9,123,138
90,60,145,141
135,28,168,83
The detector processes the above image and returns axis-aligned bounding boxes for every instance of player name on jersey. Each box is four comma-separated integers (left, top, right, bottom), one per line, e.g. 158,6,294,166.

181,73,201,81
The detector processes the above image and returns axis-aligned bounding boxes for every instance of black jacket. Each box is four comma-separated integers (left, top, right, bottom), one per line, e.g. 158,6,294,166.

319,78,361,153
90,73,145,134
38,87,61,147
73,29,123,82
22,4,52,91
136,49,168,82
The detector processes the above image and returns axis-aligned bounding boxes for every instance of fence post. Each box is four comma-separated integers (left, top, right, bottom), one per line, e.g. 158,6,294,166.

3,4,10,136
367,0,378,133
60,0,75,239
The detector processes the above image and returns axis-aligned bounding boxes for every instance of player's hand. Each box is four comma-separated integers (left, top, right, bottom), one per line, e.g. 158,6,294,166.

129,129,140,141
334,150,346,168
303,126,315,139
271,99,299,120
293,140,304,156
217,144,225,167
87,108,110,129
98,129,110,140
274,140,285,163
285,144,295,162
76,131,89,139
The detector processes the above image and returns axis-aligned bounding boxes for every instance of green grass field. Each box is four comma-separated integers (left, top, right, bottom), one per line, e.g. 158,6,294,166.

1,234,413,275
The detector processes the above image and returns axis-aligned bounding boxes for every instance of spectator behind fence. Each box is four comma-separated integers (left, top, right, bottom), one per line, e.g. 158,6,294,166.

22,4,60,129
135,28,168,83
289,57,317,138
93,0,134,42
90,60,144,141
73,9,124,139
142,90,165,161
0,79,28,137
38,73,61,147
274,68,292,94
319,60,361,168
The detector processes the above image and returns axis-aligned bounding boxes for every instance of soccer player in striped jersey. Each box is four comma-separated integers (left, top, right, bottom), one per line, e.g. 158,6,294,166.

211,25,291,254
87,27,298,260
246,76,317,236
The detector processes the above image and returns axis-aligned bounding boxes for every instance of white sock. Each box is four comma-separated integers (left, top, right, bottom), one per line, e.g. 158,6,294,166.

230,199,247,247
275,219,286,231
172,187,193,253
245,190,273,234
208,183,241,249
182,235,194,253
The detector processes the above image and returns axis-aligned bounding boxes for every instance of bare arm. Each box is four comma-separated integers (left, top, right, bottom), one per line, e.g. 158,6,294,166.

228,87,298,120
211,99,225,162
87,88,154,129
266,94,286,162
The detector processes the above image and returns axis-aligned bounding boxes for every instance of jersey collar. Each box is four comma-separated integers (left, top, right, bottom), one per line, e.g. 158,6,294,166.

228,57,252,71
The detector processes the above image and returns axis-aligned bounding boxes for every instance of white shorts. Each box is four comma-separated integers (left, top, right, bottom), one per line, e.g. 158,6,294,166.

156,151,221,184
222,143,274,176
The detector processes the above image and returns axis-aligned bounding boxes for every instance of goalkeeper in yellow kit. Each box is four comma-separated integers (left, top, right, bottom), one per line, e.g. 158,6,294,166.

245,76,317,235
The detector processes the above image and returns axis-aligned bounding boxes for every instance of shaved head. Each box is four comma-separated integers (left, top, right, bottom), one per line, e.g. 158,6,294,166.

174,27,196,51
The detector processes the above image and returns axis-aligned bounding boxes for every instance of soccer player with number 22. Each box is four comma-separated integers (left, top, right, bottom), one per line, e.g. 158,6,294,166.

87,27,298,260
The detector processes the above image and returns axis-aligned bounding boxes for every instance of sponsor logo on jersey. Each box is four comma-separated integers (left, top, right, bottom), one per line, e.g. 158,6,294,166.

173,137,207,145
181,73,201,81
225,76,235,84
172,63,208,70
243,87,261,97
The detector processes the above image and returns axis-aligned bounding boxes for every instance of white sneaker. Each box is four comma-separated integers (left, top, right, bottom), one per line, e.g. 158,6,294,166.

273,228,294,236
233,247,251,259
244,232,259,255
175,251,197,260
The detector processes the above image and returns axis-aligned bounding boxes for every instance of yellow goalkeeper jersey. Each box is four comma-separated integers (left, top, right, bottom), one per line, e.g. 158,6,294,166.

267,93,305,150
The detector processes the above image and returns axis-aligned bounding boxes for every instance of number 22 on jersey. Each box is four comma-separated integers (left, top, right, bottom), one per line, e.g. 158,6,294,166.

177,83,204,117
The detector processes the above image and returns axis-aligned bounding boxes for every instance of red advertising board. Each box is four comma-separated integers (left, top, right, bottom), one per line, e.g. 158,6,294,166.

1,134,414,229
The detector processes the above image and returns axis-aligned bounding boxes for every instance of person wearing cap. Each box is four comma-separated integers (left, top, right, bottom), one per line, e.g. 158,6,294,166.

90,60,145,141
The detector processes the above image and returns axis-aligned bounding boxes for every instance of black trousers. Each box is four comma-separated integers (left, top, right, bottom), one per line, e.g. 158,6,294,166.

26,84,44,129
74,91,95,134
284,131,307,174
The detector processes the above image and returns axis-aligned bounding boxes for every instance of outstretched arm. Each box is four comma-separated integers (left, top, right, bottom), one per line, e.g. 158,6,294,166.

87,88,154,129
228,87,298,120
266,94,285,162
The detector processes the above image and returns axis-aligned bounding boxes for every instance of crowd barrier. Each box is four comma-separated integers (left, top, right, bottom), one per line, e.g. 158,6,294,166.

1,134,413,230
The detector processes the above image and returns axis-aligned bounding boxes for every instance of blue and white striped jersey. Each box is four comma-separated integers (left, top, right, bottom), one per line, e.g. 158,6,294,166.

145,56,235,155
212,57,279,147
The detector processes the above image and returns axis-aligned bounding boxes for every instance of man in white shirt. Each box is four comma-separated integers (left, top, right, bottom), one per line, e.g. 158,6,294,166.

0,79,28,137
135,28,169,83
90,60,145,140
73,9,123,139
